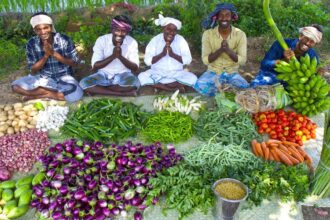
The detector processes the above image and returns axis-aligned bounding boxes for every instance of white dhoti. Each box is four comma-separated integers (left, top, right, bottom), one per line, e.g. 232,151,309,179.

138,69,197,87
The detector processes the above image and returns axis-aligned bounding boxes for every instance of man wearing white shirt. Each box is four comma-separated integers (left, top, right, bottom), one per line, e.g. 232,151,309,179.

80,15,139,96
138,14,197,92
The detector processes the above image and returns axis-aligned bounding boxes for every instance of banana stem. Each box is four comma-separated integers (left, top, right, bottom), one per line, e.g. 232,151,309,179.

263,0,289,50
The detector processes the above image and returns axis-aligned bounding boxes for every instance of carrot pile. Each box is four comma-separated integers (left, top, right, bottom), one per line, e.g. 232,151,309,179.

251,139,312,167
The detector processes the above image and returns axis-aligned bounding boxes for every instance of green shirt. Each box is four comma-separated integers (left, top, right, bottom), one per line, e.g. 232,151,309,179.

202,25,247,74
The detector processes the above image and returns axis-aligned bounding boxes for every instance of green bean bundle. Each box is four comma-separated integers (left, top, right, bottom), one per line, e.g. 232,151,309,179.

194,109,261,148
185,142,260,170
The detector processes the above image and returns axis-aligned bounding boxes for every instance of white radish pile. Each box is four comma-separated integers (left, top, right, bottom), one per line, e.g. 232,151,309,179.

153,90,205,115
36,106,69,132
0,103,38,136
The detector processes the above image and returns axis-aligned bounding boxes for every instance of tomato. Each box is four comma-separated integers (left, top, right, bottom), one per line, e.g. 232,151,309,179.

269,124,276,129
297,140,303,146
296,130,303,136
280,137,287,141
283,130,289,136
258,128,264,134
270,134,278,139
261,123,268,129
278,109,285,116
269,112,276,118
259,114,266,120
283,126,289,131
265,128,271,133
311,133,316,139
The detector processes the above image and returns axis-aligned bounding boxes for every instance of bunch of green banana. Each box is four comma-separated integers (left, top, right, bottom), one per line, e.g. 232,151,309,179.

274,54,330,116
0,175,34,219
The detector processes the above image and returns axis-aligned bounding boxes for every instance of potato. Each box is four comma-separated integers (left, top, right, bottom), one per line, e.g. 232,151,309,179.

27,124,35,129
6,120,12,125
30,120,37,125
0,124,8,132
19,114,28,120
20,127,27,132
6,110,14,116
28,111,38,117
7,114,15,120
14,126,20,133
18,120,27,127
12,121,18,127
0,132,4,137
14,111,25,116
4,105,13,111
7,127,14,135
26,116,33,122
0,115,8,122
13,103,23,110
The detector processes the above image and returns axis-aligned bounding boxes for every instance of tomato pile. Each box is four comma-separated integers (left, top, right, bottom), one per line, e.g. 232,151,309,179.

253,109,317,146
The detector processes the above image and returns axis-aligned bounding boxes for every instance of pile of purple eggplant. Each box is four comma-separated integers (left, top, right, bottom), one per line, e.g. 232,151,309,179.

31,139,182,220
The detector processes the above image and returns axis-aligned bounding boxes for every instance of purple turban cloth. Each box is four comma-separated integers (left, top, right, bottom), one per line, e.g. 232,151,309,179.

202,3,238,29
111,18,132,32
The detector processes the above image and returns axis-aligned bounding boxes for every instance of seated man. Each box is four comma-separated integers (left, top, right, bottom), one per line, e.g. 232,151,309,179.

79,15,139,96
138,14,197,92
12,12,83,102
251,24,323,87
194,3,248,96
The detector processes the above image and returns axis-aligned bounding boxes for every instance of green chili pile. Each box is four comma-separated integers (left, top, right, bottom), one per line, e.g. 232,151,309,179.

141,111,194,143
194,109,261,147
61,99,149,143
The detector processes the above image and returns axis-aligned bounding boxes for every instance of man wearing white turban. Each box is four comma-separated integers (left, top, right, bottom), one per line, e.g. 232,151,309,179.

251,24,324,87
138,14,197,92
11,12,83,102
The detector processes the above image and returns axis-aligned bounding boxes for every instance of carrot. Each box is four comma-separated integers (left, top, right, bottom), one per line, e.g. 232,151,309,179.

270,148,281,162
255,142,264,158
287,147,304,163
268,143,279,148
278,144,289,153
279,149,300,165
269,151,275,161
296,147,307,157
304,153,313,168
261,142,269,160
282,140,300,148
275,148,293,166
267,139,282,144
251,140,259,156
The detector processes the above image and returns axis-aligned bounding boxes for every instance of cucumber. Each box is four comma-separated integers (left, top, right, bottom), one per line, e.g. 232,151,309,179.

18,189,32,206
2,189,14,201
2,200,17,215
15,175,34,188
0,180,16,189
6,204,29,219
14,185,31,199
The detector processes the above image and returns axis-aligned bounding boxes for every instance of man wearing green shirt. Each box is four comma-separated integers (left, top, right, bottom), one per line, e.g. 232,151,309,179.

194,3,248,96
